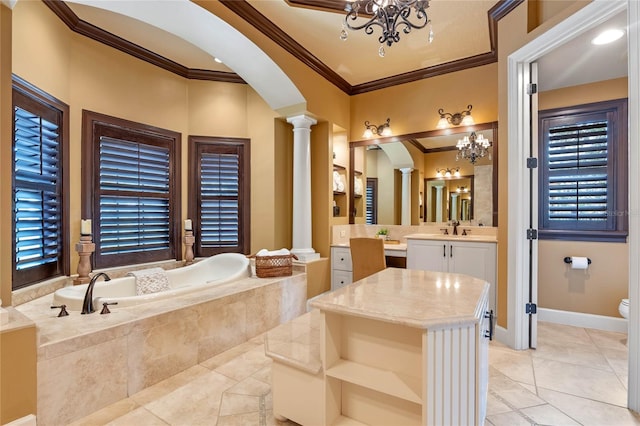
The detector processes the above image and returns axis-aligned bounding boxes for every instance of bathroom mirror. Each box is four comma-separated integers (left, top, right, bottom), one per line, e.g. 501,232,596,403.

349,121,498,226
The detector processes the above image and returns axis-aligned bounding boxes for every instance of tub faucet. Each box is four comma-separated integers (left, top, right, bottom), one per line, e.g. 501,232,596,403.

82,272,111,315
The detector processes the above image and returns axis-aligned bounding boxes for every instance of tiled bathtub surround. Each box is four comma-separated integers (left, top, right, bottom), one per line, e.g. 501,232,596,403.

15,273,307,426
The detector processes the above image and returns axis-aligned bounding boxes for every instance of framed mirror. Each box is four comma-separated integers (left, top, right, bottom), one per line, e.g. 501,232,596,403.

349,121,498,226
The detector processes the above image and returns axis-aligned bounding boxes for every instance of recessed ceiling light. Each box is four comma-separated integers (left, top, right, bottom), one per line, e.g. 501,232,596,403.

214,57,223,64
592,29,624,45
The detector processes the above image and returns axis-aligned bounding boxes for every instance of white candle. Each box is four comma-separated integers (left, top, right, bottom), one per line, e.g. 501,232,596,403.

184,219,192,231
81,219,92,235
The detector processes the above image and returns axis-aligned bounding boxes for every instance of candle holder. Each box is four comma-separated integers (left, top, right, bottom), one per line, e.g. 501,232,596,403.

184,230,195,265
74,235,95,285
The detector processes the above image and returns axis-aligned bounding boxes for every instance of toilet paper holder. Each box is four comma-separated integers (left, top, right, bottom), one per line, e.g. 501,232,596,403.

563,256,591,265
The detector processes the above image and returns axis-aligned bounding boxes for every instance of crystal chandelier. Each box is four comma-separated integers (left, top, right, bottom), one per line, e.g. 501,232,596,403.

456,132,492,165
340,0,434,57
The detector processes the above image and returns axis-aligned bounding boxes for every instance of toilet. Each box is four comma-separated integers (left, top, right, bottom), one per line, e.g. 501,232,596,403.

619,298,629,319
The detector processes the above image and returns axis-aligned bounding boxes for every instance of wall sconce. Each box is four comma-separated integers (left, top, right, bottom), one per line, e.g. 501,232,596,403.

435,167,460,178
456,186,469,193
436,105,475,129
363,118,392,138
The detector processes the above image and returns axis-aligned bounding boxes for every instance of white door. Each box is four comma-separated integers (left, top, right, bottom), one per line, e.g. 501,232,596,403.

528,62,539,349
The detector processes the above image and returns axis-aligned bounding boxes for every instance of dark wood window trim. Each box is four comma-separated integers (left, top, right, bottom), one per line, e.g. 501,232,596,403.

12,76,70,289
188,136,251,256
82,110,181,268
538,98,628,243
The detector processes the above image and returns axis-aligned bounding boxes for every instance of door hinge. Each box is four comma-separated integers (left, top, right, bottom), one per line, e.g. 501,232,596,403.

526,303,537,315
527,83,538,95
527,157,538,169
526,229,538,240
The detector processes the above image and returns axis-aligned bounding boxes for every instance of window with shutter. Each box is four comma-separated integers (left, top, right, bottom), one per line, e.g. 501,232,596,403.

189,137,250,256
12,77,70,289
539,99,627,242
366,178,378,225
83,111,181,268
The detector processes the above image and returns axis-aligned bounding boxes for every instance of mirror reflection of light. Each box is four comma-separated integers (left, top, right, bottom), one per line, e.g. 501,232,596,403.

454,281,460,289
436,279,442,288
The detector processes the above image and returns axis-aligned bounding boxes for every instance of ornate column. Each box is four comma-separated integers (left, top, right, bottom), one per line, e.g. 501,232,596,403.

287,114,319,262
451,193,459,222
435,184,445,222
400,168,413,225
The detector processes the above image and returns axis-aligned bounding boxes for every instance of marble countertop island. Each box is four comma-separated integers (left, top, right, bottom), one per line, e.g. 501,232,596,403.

310,267,489,329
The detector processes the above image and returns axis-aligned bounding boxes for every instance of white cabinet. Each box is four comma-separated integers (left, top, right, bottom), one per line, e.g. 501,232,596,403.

407,238,497,313
311,268,492,426
331,246,353,290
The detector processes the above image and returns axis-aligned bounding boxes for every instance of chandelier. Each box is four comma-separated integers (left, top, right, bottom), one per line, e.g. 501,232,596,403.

456,132,492,165
340,0,434,57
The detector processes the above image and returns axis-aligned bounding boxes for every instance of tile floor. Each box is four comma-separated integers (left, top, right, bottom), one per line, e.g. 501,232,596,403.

70,321,640,426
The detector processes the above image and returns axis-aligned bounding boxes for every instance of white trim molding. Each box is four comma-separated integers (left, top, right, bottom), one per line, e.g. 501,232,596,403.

538,308,628,334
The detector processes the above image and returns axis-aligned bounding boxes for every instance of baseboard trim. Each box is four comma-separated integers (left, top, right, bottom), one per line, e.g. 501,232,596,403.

538,307,628,333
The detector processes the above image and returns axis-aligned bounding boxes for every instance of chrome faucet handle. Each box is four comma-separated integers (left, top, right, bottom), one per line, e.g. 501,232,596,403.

440,228,449,235
100,302,118,315
462,229,471,236
51,305,69,317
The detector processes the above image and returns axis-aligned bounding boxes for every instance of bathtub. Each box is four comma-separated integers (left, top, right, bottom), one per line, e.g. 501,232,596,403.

53,253,251,311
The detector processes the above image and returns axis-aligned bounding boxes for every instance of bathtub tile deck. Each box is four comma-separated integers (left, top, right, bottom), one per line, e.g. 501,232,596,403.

67,321,640,426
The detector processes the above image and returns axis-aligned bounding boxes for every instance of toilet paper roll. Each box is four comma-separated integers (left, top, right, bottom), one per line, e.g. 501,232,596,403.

571,256,589,270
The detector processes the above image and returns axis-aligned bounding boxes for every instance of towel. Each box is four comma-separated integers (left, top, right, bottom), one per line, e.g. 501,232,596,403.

256,248,290,257
128,267,171,295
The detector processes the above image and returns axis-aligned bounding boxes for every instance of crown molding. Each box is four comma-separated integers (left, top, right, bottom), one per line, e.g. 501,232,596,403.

43,0,522,94
43,0,246,84
219,0,352,94
226,0,523,94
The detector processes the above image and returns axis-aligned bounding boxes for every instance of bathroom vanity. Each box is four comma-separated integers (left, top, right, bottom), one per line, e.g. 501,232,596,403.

266,268,491,425
406,233,497,313
330,242,406,290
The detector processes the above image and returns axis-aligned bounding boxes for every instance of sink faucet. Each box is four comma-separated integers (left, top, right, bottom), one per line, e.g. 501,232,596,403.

452,220,459,236
82,272,111,314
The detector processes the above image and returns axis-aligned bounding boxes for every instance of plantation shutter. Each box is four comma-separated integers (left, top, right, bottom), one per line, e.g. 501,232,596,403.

366,178,377,224
13,106,62,277
98,137,171,256
537,98,631,243
200,151,240,249
545,120,609,224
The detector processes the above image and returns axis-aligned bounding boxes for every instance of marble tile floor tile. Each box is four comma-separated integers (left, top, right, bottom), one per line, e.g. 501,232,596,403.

71,321,640,426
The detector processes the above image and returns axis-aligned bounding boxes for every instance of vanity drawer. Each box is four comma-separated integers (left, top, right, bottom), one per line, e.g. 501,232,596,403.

331,270,352,291
331,247,352,271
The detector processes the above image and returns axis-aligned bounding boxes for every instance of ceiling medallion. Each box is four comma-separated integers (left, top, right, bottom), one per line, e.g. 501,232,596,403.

340,0,434,57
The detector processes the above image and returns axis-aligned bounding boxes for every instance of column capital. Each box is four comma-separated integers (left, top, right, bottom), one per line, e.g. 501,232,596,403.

286,114,317,130
399,167,413,175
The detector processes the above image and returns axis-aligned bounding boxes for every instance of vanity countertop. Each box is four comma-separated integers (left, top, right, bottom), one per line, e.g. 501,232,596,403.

404,233,497,243
310,268,489,329
331,242,407,256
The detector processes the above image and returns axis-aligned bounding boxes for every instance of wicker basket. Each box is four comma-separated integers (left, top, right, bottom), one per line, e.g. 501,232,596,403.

252,253,298,278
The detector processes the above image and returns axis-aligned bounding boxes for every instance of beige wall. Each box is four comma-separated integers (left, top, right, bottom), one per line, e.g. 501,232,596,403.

537,78,629,317
1,4,13,307
9,0,298,280
350,64,498,138
495,0,594,327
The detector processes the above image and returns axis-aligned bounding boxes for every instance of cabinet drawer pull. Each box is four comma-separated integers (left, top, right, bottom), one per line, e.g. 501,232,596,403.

450,245,453,258
484,310,494,340
443,244,446,257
